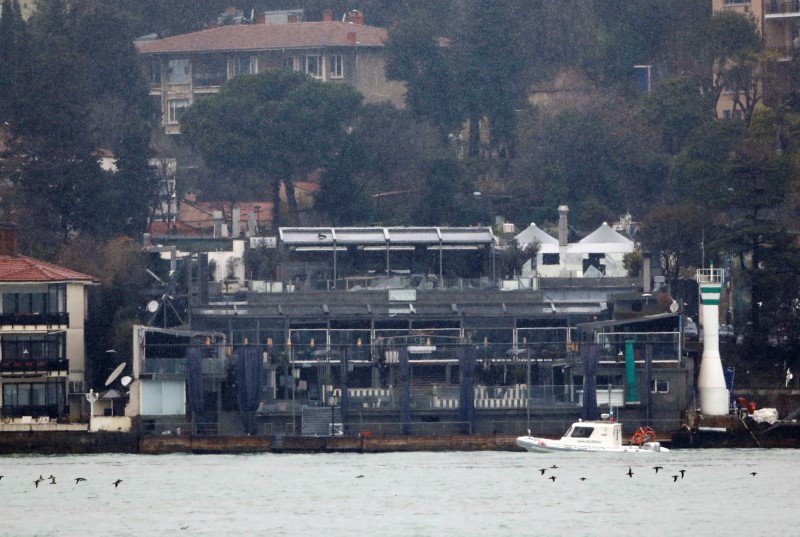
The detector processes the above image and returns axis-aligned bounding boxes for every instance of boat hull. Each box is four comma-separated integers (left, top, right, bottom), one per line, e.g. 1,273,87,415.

515,435,669,453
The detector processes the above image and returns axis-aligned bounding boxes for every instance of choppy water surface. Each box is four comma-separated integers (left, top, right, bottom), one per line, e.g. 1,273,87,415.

1,448,797,536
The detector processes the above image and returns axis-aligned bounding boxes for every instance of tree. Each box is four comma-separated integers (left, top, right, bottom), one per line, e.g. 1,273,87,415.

639,205,705,290
706,10,763,122
181,69,363,227
454,0,525,158
644,75,717,155
2,0,157,247
385,9,461,139
316,134,373,226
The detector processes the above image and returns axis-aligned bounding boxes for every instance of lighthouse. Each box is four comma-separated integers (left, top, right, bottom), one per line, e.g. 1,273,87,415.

696,268,729,415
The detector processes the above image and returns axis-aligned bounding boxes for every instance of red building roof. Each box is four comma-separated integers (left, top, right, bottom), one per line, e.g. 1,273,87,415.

135,21,387,55
0,255,99,283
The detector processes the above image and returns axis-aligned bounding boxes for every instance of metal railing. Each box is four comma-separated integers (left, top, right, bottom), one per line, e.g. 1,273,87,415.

766,0,800,15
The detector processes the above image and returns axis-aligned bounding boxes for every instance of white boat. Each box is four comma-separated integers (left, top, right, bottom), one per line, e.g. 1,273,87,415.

516,417,670,453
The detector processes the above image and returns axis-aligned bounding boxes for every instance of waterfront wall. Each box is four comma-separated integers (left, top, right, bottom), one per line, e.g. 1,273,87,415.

0,431,138,455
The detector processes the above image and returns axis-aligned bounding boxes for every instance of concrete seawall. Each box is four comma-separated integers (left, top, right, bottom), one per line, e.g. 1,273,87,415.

139,434,522,454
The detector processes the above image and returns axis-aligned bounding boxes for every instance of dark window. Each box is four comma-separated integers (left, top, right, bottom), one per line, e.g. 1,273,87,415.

2,333,65,361
570,426,594,438
542,253,559,265
2,284,65,315
192,57,227,86
2,379,64,417
650,379,669,393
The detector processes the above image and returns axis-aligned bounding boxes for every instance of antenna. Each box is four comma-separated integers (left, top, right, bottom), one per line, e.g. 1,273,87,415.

105,362,127,387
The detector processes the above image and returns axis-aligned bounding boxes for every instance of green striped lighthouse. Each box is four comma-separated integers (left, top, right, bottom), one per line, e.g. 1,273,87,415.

696,268,729,415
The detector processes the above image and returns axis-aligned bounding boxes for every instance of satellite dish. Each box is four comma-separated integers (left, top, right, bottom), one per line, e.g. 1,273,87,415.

120,376,132,387
669,300,680,313
105,362,127,387
146,300,160,313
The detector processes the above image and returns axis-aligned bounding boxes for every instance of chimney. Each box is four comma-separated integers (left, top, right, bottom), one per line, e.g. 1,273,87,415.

0,223,18,256
256,13,266,24
323,9,333,22
345,9,364,25
558,205,569,247
288,14,298,23
347,31,357,44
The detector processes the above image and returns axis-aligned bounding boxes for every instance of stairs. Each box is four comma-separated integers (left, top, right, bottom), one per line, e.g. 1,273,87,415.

301,406,342,436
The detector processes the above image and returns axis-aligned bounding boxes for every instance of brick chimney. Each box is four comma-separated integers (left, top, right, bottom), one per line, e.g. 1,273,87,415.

323,9,333,22
288,14,298,23
347,31,357,44
0,223,19,256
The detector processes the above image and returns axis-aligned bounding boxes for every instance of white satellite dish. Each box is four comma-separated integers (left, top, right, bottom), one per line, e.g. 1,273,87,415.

146,300,160,313
120,376,132,387
105,362,127,387
669,300,680,313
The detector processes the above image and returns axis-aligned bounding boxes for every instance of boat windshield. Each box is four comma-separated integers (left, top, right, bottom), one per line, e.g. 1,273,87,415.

569,426,594,438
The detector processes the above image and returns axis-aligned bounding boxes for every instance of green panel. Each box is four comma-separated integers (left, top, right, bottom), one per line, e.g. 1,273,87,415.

624,340,639,403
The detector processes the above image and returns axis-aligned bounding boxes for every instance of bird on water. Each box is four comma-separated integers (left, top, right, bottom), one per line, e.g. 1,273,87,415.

672,475,679,482
652,466,663,474
75,477,87,484
626,467,634,478
549,476,556,482
539,468,547,475
113,479,123,487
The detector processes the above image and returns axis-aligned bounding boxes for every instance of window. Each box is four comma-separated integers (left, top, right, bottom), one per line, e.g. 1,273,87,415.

542,253,559,265
1,333,66,361
2,379,64,417
2,284,65,315
167,59,190,84
232,55,257,77
192,57,227,86
148,60,161,87
330,55,344,78
651,379,669,393
167,99,189,124
305,55,322,78
283,56,296,71
569,426,594,438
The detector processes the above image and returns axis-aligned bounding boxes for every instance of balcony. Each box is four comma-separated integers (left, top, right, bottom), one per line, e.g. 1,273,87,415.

0,312,69,326
765,0,800,17
0,358,68,376
141,357,227,377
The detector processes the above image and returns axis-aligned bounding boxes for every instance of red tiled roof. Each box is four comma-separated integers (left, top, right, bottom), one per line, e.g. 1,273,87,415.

0,255,99,283
135,22,387,55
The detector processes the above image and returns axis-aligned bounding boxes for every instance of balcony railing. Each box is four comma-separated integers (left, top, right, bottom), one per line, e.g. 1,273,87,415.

141,357,227,377
766,0,800,15
0,312,69,326
0,358,68,375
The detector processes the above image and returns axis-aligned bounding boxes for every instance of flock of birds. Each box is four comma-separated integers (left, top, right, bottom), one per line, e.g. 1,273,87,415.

536,464,760,483
0,474,123,488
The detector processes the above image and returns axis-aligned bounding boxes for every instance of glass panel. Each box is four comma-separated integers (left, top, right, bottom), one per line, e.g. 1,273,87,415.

192,56,227,86
167,59,190,84
31,383,46,406
305,55,321,78
330,55,343,78
18,384,30,406
3,384,17,406
2,293,14,314
168,99,189,123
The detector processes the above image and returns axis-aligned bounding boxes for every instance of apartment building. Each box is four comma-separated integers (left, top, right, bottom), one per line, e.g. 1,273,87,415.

135,9,405,134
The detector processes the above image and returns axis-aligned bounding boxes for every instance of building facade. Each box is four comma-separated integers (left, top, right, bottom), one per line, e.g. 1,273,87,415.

135,10,405,134
128,224,691,438
0,225,99,422
712,0,800,118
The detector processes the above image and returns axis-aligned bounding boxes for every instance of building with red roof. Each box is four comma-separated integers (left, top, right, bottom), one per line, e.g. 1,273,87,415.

0,224,99,423
136,9,405,134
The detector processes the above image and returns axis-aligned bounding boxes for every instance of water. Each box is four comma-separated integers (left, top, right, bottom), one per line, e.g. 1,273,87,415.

1,449,797,536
